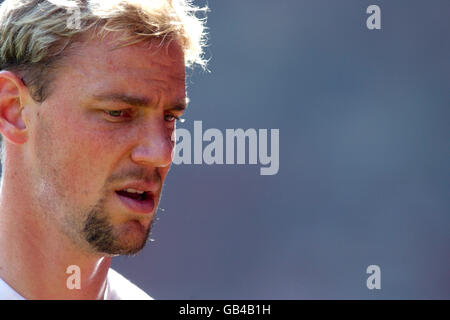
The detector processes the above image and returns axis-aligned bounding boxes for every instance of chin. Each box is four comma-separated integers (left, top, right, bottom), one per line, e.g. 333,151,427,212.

108,220,151,255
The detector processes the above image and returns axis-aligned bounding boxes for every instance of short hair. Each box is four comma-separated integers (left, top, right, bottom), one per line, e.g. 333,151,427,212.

0,0,208,162
0,0,208,102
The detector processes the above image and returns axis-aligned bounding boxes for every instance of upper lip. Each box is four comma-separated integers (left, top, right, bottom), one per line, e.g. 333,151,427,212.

115,181,159,196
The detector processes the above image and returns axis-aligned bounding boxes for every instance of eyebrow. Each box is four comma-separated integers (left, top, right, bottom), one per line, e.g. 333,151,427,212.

91,93,188,111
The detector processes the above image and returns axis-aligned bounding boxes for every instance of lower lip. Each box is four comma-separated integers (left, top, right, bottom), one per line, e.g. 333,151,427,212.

116,192,155,214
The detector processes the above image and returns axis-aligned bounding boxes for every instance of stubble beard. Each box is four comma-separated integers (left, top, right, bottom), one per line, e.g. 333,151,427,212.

81,196,153,256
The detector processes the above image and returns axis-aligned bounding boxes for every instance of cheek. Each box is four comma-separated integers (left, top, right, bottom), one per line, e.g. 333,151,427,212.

33,113,113,198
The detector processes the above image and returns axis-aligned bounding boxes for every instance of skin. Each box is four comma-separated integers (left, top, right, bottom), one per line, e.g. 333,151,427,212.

0,33,186,299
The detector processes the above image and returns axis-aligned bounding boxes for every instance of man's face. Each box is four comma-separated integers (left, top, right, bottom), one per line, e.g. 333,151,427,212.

24,36,186,256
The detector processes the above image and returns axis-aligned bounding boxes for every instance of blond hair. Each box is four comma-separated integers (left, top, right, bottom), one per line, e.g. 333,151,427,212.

0,0,208,102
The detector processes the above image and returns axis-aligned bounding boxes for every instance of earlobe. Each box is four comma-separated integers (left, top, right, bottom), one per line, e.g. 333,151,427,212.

0,71,30,145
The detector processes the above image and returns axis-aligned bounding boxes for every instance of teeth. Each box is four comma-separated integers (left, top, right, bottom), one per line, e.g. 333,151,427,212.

124,188,145,194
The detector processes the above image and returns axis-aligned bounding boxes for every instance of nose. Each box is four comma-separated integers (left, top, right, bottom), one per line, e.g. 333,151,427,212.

130,119,174,168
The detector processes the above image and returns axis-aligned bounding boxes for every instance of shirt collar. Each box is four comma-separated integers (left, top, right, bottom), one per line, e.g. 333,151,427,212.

0,277,26,300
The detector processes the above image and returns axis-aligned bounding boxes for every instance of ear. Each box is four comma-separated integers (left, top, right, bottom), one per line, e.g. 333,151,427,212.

0,71,31,145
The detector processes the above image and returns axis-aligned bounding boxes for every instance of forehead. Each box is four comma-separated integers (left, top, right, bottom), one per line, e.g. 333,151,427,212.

58,35,186,101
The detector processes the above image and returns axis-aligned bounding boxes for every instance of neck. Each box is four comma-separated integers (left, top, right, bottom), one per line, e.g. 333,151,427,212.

0,160,112,300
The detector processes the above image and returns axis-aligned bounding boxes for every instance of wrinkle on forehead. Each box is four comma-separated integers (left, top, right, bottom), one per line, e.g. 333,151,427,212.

54,34,186,106
61,32,186,77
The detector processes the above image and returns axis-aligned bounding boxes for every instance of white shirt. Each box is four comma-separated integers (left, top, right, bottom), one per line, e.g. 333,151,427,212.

0,268,153,300
104,268,153,300
0,276,24,300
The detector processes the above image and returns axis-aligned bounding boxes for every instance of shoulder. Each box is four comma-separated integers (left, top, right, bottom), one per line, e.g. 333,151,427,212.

105,268,153,300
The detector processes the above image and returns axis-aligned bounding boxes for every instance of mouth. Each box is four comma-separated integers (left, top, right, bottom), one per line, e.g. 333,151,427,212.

115,188,155,214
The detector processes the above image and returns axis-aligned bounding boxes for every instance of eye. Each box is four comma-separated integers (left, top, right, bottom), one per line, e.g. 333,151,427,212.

165,113,184,123
106,110,125,117
103,109,135,121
